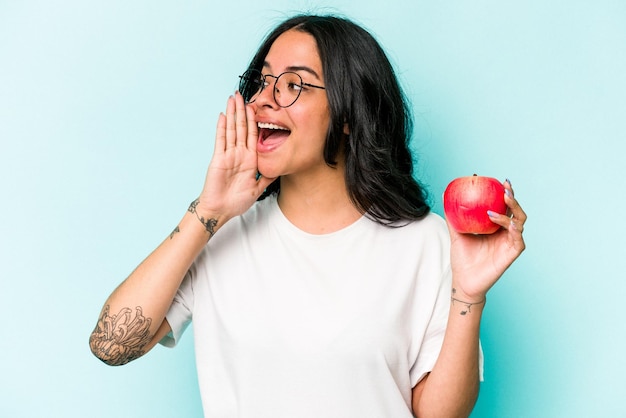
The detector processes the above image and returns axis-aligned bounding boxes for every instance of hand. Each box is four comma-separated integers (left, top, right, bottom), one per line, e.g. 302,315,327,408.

446,180,527,302
196,92,276,221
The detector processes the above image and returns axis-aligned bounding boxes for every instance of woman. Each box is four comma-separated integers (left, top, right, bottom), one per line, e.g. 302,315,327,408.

90,14,526,417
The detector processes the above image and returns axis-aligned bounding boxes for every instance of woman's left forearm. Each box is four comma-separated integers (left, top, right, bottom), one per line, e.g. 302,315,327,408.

412,286,484,417
414,179,527,417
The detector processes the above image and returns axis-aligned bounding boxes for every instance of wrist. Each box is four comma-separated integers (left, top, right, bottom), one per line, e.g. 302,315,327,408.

187,198,226,238
450,287,486,316
449,281,487,304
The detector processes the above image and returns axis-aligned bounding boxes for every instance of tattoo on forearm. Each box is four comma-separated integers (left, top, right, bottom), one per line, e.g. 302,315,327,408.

188,198,218,237
451,288,486,315
89,305,152,366
169,225,180,239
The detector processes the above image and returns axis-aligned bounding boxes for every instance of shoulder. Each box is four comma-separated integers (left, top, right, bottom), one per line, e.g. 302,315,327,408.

217,194,278,232
207,195,278,246
375,212,451,266
385,212,449,242
410,212,448,233
241,194,278,223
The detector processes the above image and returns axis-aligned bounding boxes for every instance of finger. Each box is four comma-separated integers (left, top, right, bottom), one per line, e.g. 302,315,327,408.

486,210,513,231
508,218,526,253
234,91,248,148
214,112,227,153
245,101,258,150
256,174,277,195
225,95,236,148
504,178,514,197
488,210,523,232
504,185,527,226
490,180,528,236
503,179,514,217
488,201,526,233
503,181,526,250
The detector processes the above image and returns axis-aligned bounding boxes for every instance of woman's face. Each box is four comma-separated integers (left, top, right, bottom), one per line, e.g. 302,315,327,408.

252,29,332,180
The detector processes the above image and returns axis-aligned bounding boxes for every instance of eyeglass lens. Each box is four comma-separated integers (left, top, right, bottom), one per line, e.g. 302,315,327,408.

239,70,304,108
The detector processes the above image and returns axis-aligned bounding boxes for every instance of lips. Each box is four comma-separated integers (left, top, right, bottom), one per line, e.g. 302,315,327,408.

257,122,290,153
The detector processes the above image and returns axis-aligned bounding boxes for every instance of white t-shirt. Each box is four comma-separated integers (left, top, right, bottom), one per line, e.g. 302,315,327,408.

162,194,455,417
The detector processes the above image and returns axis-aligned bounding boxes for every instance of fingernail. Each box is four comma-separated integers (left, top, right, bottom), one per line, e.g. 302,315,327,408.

506,178,512,187
505,189,512,197
487,210,497,217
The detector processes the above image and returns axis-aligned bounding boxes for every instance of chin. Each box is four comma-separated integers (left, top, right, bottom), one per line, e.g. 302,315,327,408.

257,162,282,180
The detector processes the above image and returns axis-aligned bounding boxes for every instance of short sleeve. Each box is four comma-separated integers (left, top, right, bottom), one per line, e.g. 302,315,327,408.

409,265,485,385
409,265,453,386
159,268,194,348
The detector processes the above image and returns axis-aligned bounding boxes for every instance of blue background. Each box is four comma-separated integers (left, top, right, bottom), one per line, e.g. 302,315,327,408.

1,1,624,417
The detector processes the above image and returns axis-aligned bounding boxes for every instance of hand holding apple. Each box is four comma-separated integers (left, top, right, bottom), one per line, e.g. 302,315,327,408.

444,176,527,305
443,175,507,234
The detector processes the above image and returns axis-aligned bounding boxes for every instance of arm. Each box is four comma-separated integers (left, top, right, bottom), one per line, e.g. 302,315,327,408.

88,207,220,366
412,180,527,417
89,92,275,365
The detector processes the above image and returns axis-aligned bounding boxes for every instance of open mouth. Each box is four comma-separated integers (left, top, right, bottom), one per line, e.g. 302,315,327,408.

258,122,291,145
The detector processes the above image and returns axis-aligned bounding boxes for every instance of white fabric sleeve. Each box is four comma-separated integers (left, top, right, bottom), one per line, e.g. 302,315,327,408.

409,265,485,386
409,265,453,387
159,268,194,348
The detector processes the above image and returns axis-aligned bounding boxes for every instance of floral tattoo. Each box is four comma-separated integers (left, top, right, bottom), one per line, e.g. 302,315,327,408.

89,305,152,366
188,198,218,237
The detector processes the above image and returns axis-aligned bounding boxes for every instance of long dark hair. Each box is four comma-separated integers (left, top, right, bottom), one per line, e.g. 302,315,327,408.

252,14,430,225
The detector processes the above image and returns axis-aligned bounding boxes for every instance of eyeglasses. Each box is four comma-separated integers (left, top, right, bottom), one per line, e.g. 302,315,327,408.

238,69,326,108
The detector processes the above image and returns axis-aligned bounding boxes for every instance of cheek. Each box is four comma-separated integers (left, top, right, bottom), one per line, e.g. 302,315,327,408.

306,106,331,135
288,100,331,148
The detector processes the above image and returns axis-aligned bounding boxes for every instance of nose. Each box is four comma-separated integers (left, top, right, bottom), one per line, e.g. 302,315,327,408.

253,76,279,109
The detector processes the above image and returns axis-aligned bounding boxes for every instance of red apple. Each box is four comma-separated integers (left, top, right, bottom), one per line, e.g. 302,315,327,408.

443,175,507,234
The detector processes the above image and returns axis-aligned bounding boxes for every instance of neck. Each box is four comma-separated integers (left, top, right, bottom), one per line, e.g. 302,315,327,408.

277,166,362,235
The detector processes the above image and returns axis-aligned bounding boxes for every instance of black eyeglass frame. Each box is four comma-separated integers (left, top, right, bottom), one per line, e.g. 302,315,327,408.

238,69,326,108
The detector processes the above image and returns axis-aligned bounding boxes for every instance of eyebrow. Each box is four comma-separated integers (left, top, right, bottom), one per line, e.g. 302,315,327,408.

262,62,322,81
